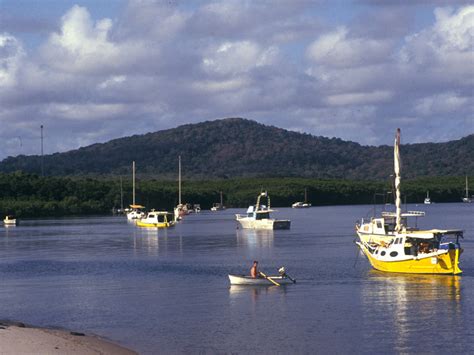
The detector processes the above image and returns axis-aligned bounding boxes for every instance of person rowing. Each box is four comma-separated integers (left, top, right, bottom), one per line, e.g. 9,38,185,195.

250,260,259,278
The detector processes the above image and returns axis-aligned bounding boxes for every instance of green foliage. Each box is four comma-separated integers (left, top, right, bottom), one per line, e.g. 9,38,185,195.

1,118,473,179
0,172,470,218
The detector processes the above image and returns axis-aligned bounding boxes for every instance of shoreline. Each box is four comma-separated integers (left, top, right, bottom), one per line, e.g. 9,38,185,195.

0,320,137,354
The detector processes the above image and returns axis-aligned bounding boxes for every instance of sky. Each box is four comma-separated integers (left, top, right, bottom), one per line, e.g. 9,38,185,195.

0,0,473,160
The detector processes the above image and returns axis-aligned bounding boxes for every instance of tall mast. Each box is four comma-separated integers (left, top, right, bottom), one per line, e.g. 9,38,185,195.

394,128,402,232
178,155,182,205
40,125,44,176
466,176,469,199
220,191,223,206
304,188,307,203
120,176,124,211
132,161,136,205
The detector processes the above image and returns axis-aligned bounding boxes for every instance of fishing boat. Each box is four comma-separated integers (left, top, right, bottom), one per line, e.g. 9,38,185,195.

3,215,17,226
126,161,145,220
136,210,175,228
236,192,290,230
424,191,431,204
355,129,464,275
292,188,311,208
211,191,226,211
228,274,294,285
462,176,472,203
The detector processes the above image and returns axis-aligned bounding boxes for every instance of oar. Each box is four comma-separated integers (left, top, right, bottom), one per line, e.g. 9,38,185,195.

259,271,280,286
284,272,296,283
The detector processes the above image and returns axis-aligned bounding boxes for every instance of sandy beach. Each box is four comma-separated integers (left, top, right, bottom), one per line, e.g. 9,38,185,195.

0,321,136,354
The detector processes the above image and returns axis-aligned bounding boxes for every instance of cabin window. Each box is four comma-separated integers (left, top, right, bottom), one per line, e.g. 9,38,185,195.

256,213,270,220
149,214,155,218
376,221,383,229
381,251,386,256
158,215,165,223
390,251,398,257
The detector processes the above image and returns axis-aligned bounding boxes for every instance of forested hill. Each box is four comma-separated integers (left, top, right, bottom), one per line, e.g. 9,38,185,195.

0,118,473,180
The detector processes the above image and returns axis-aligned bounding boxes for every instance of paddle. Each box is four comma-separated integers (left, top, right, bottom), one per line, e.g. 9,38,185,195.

278,267,296,283
259,271,280,286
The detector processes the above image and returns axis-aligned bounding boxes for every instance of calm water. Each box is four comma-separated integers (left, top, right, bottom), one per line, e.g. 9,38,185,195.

0,204,473,354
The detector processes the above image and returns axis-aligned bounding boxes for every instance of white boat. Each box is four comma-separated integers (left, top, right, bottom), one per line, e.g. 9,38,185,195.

292,188,311,208
136,210,175,228
236,192,290,230
126,161,145,220
355,129,464,275
228,274,294,285
462,176,472,203
173,156,190,221
424,191,431,204
211,191,226,211
3,215,17,226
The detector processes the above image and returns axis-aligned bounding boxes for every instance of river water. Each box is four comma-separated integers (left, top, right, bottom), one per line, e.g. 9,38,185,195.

0,204,473,354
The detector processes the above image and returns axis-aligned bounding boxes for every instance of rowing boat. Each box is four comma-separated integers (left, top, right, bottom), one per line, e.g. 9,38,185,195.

228,274,294,285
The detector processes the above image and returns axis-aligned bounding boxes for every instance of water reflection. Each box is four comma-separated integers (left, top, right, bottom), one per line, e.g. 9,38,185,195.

131,228,169,255
361,272,463,353
236,229,274,248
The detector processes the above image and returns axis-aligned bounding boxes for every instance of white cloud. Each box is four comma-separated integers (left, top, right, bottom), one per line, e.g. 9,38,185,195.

0,33,24,87
202,41,279,75
40,5,124,75
414,92,470,116
306,27,393,68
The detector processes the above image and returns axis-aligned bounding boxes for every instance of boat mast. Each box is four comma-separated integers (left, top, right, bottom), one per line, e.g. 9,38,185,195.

120,176,124,211
394,128,402,232
178,155,182,205
466,176,469,199
220,191,223,206
304,188,307,203
132,161,136,205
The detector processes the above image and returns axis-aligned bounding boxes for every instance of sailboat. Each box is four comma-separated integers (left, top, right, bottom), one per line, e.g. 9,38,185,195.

174,156,189,221
355,129,464,275
292,188,312,208
462,176,472,203
126,161,145,220
211,191,226,211
424,191,431,204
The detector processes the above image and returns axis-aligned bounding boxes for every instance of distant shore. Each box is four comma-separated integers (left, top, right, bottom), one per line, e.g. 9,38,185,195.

0,320,136,354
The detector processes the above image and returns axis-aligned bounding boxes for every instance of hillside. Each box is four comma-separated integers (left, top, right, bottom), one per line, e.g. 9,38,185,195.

0,118,473,179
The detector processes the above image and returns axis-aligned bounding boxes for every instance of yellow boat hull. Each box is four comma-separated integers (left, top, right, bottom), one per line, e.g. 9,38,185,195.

359,245,462,275
136,221,174,228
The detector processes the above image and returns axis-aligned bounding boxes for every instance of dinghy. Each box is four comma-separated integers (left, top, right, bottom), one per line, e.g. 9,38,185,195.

228,274,294,285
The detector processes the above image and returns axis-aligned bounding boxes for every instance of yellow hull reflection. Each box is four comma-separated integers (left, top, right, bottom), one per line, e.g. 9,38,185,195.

360,246,462,275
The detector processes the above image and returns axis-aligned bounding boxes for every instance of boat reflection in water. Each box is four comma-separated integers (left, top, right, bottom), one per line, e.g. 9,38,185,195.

131,227,168,255
236,229,274,249
360,271,463,353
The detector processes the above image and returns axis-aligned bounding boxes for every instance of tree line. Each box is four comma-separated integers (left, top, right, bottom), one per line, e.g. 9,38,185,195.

0,172,470,218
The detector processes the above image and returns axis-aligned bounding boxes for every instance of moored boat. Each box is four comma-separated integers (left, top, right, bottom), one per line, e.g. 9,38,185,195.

424,191,431,204
355,129,464,275
136,210,175,228
228,274,294,285
462,176,472,203
292,188,311,208
236,192,290,230
211,191,226,211
3,215,17,226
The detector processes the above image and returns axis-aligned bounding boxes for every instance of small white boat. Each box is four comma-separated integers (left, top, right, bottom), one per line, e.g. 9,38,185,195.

127,204,146,220
236,192,290,230
211,191,226,211
292,188,311,208
228,274,294,285
462,176,472,203
424,191,431,204
3,215,17,226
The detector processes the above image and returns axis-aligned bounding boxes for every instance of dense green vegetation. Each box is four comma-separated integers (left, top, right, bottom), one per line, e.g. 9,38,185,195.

1,118,473,179
0,172,471,218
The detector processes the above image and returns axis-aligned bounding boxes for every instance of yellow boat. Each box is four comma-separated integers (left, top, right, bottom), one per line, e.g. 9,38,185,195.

136,210,175,228
355,129,464,275
356,230,463,274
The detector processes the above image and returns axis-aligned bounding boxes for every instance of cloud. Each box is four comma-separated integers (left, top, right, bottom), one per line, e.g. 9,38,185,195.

0,33,24,87
0,2,472,161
